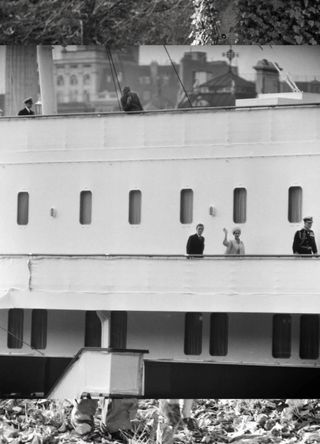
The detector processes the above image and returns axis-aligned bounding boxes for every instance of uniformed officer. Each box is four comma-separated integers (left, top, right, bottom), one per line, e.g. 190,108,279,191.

292,216,318,255
17,97,35,115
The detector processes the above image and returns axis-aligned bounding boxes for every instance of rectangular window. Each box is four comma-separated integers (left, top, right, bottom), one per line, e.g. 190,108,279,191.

31,309,47,349
7,309,24,349
272,314,291,358
210,313,228,356
129,190,141,224
288,186,302,223
184,313,202,355
85,311,101,347
300,315,319,359
180,189,193,224
17,192,29,225
110,311,127,349
233,188,247,223
79,190,92,224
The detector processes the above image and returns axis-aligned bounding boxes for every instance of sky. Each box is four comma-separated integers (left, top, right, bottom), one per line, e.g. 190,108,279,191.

140,46,320,82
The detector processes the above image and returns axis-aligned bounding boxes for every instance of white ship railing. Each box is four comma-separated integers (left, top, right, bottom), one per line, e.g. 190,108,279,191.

0,254,320,313
1,100,320,121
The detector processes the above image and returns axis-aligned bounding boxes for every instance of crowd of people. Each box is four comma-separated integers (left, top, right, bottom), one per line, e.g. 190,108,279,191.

186,216,318,256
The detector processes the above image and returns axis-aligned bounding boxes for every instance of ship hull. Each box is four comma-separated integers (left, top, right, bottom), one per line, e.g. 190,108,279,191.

0,354,319,398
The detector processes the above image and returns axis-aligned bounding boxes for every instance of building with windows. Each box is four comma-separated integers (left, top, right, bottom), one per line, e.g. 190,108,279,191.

53,47,254,112
178,56,320,109
53,46,179,112
54,46,116,113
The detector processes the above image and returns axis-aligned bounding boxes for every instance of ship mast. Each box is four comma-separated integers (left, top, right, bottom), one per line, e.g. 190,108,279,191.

37,46,57,115
5,46,57,116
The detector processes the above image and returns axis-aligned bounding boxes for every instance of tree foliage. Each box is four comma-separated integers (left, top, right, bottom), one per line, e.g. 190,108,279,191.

191,0,232,44
191,0,320,44
2,0,320,45
236,0,320,44
0,0,194,45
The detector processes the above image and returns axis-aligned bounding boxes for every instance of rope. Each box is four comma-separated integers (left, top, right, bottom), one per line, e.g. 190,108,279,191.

106,47,122,111
0,324,46,357
163,45,193,108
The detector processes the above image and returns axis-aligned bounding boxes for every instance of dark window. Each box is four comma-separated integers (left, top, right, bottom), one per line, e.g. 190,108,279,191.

288,186,302,223
210,313,228,356
180,189,193,224
70,74,78,84
17,192,29,225
272,314,291,358
79,191,92,224
110,311,127,349
233,188,247,223
300,315,319,359
83,74,91,85
85,311,101,347
31,309,47,349
129,190,141,224
7,309,24,349
184,313,202,355
57,75,64,86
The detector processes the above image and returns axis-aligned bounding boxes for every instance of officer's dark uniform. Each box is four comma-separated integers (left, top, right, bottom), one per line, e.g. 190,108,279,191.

18,97,35,116
292,227,318,254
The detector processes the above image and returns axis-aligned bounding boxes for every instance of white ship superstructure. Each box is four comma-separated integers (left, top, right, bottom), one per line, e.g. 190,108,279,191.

1,98,320,397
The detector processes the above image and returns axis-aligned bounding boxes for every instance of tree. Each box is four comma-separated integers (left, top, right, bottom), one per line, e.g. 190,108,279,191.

0,0,194,45
190,0,320,44
191,0,237,44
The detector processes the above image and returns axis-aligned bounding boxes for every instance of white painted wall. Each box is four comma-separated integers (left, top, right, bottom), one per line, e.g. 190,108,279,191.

1,256,320,314
0,107,319,255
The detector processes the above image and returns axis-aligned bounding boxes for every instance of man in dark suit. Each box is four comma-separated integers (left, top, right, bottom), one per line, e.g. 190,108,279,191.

292,216,318,255
121,86,143,112
186,224,205,255
18,97,35,116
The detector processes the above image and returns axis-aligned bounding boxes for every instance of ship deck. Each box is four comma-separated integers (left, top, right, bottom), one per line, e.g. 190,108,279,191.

1,254,320,313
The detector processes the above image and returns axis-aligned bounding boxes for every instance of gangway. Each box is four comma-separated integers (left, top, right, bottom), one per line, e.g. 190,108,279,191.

48,348,147,399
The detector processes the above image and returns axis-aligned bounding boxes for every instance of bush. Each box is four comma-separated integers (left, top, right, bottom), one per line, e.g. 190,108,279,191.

236,0,320,44
190,0,320,44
